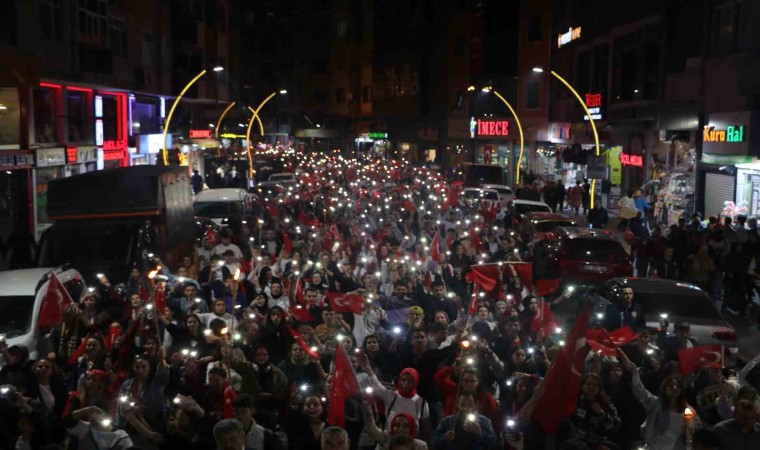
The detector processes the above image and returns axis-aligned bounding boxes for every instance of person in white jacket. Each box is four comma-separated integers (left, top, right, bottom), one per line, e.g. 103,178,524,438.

357,352,431,441
622,356,700,450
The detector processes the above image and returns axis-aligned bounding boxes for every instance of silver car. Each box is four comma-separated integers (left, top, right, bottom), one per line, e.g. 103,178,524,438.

582,278,737,347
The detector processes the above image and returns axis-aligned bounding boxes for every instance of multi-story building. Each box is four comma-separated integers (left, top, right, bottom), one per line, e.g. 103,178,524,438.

0,0,233,247
520,0,760,221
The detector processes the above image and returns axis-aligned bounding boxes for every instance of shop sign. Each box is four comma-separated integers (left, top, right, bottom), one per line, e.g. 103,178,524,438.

470,117,509,138
102,139,126,151
189,129,211,139
35,148,66,167
138,134,166,154
368,132,388,139
66,146,78,164
620,153,643,167
103,148,124,161
583,92,603,121
557,26,582,48
77,147,98,162
703,125,744,143
0,151,35,170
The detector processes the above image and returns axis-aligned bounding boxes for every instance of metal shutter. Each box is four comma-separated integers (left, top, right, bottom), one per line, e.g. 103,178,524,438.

705,173,735,218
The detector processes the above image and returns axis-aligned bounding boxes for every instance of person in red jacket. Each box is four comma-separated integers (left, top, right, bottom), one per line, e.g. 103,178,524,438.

434,364,498,429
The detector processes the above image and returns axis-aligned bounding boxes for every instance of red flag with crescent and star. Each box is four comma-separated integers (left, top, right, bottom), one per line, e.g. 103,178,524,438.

325,291,365,314
678,345,723,376
38,272,74,331
430,231,442,262
533,308,590,434
328,343,362,427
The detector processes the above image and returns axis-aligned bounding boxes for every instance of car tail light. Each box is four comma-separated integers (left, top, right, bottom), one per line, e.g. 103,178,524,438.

712,330,737,341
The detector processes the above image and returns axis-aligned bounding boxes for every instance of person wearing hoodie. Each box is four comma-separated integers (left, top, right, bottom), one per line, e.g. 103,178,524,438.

359,357,431,442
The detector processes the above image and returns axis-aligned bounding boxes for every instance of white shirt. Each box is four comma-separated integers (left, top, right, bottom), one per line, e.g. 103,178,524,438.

212,242,243,259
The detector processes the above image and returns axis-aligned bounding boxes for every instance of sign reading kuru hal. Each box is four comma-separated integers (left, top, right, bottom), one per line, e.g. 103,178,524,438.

703,125,744,143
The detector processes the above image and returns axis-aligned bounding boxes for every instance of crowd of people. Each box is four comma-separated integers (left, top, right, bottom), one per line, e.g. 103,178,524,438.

0,153,758,450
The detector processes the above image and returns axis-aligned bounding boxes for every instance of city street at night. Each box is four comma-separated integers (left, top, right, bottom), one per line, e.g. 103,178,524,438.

1,1,760,450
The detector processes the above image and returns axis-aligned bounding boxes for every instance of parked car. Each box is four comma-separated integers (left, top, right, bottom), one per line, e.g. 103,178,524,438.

581,278,736,347
480,184,515,205
462,188,500,210
533,227,632,286
0,267,86,363
509,199,552,216
522,212,577,242
255,172,298,200
193,188,252,227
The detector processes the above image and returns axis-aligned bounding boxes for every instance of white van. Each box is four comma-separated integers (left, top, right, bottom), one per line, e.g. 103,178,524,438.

193,188,251,226
0,267,85,362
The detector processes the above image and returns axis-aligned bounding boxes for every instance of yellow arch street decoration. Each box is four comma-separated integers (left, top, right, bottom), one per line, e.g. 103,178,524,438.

245,92,279,179
162,69,208,165
550,70,601,209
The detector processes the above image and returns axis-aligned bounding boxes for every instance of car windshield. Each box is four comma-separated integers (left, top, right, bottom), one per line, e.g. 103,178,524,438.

534,220,575,232
493,188,512,195
515,203,551,214
194,202,240,217
594,285,723,321
566,239,626,261
0,296,35,338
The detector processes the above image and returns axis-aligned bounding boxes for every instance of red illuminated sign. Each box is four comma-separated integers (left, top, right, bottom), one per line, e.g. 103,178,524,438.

585,93,602,108
102,140,126,151
620,153,643,167
66,146,78,164
474,119,509,137
103,148,124,161
189,129,212,138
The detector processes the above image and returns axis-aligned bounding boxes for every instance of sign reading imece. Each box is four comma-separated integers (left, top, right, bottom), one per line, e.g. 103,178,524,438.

470,117,509,138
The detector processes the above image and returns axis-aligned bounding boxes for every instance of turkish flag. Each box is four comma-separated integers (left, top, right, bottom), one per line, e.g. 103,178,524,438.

535,279,562,297
587,339,618,357
267,202,279,218
328,343,362,427
430,231,442,262
468,284,481,315
293,277,304,304
283,231,293,254
466,266,498,292
402,200,416,213
530,300,559,333
678,345,723,376
223,383,237,419
290,303,313,323
325,291,364,314
153,282,167,313
288,327,319,359
470,228,484,252
38,272,74,331
510,262,533,293
138,284,150,302
608,326,640,346
533,308,590,434
104,324,122,352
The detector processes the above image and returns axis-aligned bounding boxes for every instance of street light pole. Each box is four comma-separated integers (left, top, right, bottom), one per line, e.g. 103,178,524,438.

245,90,287,181
469,85,525,186
162,66,224,165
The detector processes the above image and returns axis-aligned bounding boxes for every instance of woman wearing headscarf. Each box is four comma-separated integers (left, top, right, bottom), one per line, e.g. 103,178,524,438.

362,409,429,450
361,364,431,441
